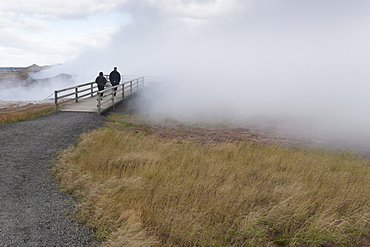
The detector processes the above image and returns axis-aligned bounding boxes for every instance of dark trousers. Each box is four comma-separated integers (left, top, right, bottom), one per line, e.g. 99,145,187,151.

98,84,104,97
112,82,119,96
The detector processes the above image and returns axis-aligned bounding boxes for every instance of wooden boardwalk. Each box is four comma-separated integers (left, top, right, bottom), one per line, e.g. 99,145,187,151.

58,93,125,113
55,77,144,114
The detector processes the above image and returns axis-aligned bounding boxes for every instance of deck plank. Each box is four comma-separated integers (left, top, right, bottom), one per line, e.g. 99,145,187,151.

59,93,125,113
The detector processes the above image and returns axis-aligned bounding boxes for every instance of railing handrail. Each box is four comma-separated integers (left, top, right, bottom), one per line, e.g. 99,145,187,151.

54,81,94,93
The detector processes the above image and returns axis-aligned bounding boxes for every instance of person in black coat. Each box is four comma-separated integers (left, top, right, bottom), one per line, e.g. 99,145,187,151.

95,72,107,97
109,67,121,96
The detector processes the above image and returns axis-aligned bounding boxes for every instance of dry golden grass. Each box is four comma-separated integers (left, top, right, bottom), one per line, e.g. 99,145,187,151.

0,104,55,125
52,117,370,246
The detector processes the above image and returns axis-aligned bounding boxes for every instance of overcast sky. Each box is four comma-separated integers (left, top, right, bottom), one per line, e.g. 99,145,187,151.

1,0,369,76
2,0,369,68
0,0,130,67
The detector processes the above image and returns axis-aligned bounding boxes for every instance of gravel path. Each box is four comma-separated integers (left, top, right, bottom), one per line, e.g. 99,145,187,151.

0,111,105,246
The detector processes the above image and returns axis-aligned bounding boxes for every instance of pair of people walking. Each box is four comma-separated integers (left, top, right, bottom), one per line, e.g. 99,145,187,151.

95,67,121,97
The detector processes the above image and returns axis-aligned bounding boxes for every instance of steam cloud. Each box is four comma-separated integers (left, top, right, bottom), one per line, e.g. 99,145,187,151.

20,1,370,151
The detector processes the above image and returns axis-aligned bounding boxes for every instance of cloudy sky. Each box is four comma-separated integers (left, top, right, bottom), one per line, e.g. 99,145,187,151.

2,0,370,149
0,0,250,67
0,0,131,67
2,0,370,73
2,0,369,68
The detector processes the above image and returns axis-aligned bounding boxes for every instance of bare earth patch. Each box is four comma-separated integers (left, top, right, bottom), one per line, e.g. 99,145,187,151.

0,100,54,113
131,124,274,144
106,113,323,149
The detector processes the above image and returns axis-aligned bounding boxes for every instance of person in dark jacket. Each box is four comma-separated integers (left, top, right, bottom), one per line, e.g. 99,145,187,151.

109,67,121,96
95,72,107,97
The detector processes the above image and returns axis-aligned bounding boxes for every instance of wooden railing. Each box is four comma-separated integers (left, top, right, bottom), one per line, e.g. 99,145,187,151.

96,77,144,113
54,77,144,113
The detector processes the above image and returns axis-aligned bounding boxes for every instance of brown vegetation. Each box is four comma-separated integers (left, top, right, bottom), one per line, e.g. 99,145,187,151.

0,102,55,125
52,113,370,246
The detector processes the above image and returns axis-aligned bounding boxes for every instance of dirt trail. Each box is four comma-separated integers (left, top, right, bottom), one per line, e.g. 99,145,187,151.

0,111,104,246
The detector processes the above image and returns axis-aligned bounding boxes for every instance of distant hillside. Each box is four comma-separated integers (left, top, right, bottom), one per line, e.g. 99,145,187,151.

0,64,50,73
0,64,73,89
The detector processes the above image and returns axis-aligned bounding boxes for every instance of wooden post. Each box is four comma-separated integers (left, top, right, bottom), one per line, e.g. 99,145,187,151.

112,86,115,109
122,83,125,99
54,91,58,111
91,83,94,97
97,91,101,113
75,87,78,103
